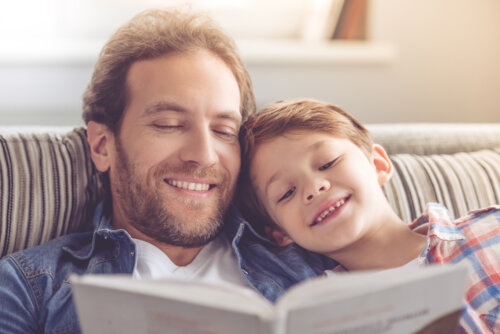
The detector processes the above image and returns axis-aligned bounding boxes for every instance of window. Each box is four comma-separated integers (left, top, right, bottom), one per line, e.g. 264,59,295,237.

0,0,309,42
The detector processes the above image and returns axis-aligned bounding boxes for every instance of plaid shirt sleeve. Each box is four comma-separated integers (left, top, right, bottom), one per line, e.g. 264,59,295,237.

412,204,500,333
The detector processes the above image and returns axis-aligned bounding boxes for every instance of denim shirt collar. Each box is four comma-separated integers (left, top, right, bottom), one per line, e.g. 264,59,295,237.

63,203,253,262
62,202,134,261
223,204,276,247
93,201,114,231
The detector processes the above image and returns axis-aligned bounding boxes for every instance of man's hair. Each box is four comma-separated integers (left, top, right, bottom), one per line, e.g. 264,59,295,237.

82,8,255,132
236,98,372,234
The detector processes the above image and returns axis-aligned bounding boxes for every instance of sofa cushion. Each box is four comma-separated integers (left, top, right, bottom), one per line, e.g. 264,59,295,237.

0,127,101,258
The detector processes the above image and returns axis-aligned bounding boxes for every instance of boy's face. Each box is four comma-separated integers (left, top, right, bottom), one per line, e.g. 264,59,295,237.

250,131,392,256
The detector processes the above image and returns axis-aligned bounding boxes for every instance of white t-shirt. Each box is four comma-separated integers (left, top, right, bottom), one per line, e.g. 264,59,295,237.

132,234,249,288
324,258,419,277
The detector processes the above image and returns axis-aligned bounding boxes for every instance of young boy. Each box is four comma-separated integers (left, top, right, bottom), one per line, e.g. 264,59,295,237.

236,99,500,333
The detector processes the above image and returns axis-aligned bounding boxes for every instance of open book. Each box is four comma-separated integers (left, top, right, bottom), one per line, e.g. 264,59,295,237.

71,264,468,334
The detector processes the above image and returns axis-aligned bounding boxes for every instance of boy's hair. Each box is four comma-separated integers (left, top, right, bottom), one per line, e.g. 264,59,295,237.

236,99,372,234
82,8,255,134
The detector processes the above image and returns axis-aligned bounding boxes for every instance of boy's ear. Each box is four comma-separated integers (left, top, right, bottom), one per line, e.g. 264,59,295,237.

264,226,294,247
371,144,393,185
86,121,114,173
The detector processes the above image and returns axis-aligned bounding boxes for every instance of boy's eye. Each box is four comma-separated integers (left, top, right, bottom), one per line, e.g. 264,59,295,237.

278,186,296,203
319,157,339,171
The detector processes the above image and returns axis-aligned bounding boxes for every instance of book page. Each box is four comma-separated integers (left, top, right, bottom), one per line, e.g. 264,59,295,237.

277,264,468,334
71,275,276,334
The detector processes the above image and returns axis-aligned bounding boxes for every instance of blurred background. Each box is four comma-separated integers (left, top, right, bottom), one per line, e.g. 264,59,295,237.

0,0,499,126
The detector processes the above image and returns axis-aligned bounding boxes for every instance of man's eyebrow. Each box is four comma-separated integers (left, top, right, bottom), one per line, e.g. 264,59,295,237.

143,102,241,124
214,111,242,125
143,101,187,115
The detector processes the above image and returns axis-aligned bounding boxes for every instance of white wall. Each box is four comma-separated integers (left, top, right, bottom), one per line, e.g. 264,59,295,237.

0,0,499,125
249,0,500,123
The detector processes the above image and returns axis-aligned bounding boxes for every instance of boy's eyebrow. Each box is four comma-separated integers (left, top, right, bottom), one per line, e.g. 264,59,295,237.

310,140,326,150
263,139,327,197
265,171,283,198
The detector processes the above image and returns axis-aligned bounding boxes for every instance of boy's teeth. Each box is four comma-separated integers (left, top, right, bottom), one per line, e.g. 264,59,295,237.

167,180,210,191
315,199,345,223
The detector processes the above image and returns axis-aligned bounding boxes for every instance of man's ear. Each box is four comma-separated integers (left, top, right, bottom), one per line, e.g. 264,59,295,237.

86,121,114,173
264,226,294,247
371,144,393,185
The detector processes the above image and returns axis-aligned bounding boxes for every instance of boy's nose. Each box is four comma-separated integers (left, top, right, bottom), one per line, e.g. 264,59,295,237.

304,178,331,203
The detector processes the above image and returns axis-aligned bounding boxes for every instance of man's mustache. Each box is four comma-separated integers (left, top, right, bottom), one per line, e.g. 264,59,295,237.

153,162,226,185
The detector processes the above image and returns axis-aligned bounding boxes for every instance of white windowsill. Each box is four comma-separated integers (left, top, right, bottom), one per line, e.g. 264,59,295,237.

0,39,396,67
238,39,396,66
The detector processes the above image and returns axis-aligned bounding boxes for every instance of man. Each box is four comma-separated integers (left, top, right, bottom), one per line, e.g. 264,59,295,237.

0,8,334,333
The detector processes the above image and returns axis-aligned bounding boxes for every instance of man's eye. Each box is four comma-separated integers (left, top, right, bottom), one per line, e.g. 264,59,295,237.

215,130,236,138
278,186,296,203
153,124,182,130
213,127,238,141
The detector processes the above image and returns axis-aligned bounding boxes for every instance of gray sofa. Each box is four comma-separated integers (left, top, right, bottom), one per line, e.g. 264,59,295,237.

1,124,499,258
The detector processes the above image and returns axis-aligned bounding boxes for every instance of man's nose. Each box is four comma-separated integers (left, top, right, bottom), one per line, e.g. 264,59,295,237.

179,127,218,167
303,177,331,204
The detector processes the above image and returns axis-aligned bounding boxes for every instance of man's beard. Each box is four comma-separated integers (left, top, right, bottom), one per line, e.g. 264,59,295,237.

112,139,234,248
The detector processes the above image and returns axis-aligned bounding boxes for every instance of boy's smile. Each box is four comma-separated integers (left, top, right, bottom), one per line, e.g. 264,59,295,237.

310,194,351,226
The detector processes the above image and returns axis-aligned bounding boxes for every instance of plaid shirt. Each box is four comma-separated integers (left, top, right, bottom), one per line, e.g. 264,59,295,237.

410,203,500,334
329,204,500,333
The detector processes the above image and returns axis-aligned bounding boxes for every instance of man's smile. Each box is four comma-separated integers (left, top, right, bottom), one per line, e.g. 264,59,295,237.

165,179,216,191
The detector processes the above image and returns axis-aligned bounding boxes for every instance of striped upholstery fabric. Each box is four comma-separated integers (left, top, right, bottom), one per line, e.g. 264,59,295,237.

369,124,500,222
0,127,101,258
383,148,500,223
0,124,499,258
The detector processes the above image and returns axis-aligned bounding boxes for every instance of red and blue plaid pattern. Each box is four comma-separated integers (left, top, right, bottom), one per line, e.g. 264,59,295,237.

410,203,500,333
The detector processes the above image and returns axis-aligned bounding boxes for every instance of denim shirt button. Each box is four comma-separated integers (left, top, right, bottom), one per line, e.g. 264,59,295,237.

130,251,135,257
242,268,249,275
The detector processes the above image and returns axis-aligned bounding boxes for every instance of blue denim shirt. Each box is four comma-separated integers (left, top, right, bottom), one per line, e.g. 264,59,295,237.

0,202,335,334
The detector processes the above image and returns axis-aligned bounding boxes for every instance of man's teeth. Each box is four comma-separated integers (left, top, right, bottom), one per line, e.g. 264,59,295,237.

316,199,345,223
167,180,210,191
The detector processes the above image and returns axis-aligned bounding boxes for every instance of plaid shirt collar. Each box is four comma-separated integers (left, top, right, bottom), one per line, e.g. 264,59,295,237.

410,203,465,242
329,203,499,272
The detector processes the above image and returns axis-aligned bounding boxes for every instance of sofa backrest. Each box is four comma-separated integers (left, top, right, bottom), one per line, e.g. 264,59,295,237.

1,124,499,258
0,127,101,257
369,124,500,223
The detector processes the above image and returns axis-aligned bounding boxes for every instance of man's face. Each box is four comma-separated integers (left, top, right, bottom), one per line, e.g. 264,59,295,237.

108,50,241,248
